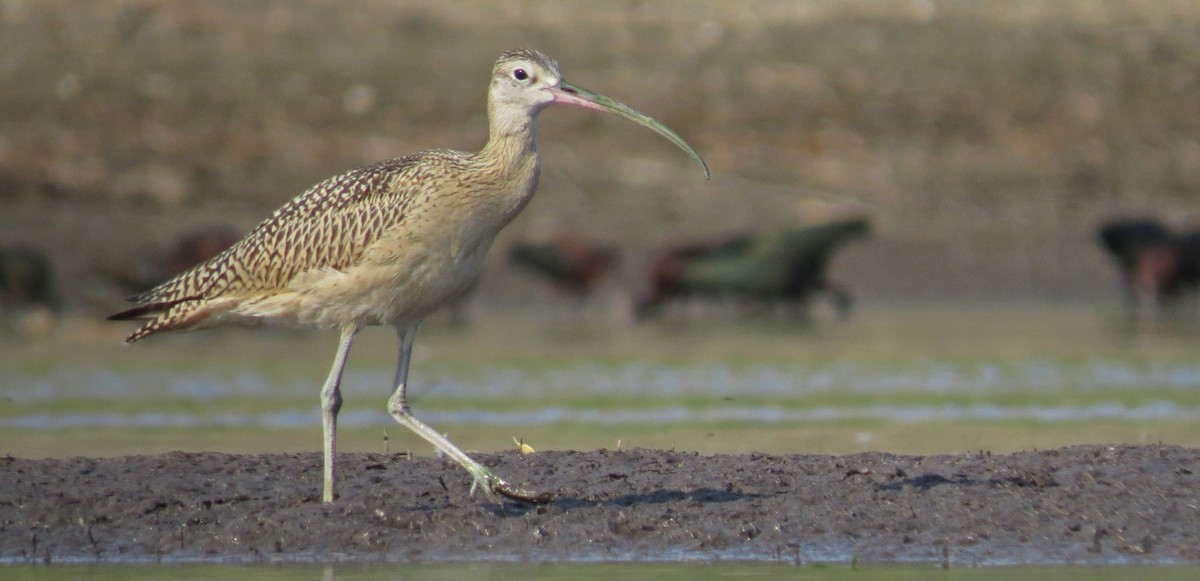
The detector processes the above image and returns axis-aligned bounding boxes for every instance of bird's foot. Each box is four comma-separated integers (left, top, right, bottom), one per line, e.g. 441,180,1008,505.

467,466,553,504
494,479,554,504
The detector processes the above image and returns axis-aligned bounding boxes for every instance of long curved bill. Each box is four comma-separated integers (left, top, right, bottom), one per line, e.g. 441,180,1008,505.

551,82,711,180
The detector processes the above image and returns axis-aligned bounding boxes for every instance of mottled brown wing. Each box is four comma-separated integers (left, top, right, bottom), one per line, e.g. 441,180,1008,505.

110,153,438,340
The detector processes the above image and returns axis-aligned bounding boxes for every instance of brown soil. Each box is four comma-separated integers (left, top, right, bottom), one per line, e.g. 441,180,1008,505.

2,444,1197,565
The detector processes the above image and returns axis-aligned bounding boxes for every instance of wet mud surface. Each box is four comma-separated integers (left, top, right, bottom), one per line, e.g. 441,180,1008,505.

2,444,1198,566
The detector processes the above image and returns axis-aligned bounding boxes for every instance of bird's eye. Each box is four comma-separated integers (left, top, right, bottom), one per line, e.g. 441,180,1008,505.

513,68,529,81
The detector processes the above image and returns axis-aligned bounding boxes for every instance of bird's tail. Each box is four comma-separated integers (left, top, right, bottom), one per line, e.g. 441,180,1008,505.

107,296,208,343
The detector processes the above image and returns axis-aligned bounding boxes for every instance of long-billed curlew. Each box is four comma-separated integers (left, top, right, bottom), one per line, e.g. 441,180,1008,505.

109,49,709,504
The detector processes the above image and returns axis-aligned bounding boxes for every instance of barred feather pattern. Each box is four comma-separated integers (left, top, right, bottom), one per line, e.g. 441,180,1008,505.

120,152,470,343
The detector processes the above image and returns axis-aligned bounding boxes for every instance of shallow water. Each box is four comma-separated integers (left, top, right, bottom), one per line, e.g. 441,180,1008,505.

5,359,1200,429
4,304,1200,457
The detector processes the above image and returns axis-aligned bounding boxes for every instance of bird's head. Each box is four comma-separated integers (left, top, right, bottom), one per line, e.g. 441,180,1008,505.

490,48,563,113
489,48,710,180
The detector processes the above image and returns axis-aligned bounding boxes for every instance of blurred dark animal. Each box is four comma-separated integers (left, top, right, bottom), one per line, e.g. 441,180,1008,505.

508,237,619,300
0,244,58,334
635,218,870,321
1097,218,1200,310
111,227,240,294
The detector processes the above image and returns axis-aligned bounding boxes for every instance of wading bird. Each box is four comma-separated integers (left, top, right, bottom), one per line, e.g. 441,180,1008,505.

635,218,869,321
109,49,708,504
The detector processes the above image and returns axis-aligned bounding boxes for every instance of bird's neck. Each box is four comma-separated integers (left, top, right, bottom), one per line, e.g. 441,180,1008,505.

478,104,541,189
480,102,541,172
472,105,542,225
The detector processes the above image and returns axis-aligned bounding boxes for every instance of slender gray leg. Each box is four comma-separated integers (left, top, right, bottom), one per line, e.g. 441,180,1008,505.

385,321,550,503
320,326,357,503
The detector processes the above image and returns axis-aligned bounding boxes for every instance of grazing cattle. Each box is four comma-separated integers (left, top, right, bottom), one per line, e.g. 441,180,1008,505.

508,237,619,300
0,244,58,334
1097,218,1200,310
635,218,870,321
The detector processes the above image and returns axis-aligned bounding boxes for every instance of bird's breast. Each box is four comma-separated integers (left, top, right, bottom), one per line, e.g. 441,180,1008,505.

284,214,496,329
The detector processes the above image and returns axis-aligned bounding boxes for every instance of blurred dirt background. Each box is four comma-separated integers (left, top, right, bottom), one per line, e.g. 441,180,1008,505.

2,0,1200,316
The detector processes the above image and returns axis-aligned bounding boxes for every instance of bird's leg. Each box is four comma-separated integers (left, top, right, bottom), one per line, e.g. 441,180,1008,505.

320,326,357,503
385,322,551,504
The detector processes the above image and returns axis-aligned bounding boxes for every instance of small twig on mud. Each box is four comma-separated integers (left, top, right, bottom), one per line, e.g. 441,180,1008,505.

87,526,100,558
78,517,101,558
512,436,535,455
1091,527,1109,553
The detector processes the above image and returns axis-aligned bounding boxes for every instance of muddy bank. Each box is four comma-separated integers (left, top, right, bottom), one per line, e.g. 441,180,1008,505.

1,444,1197,566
